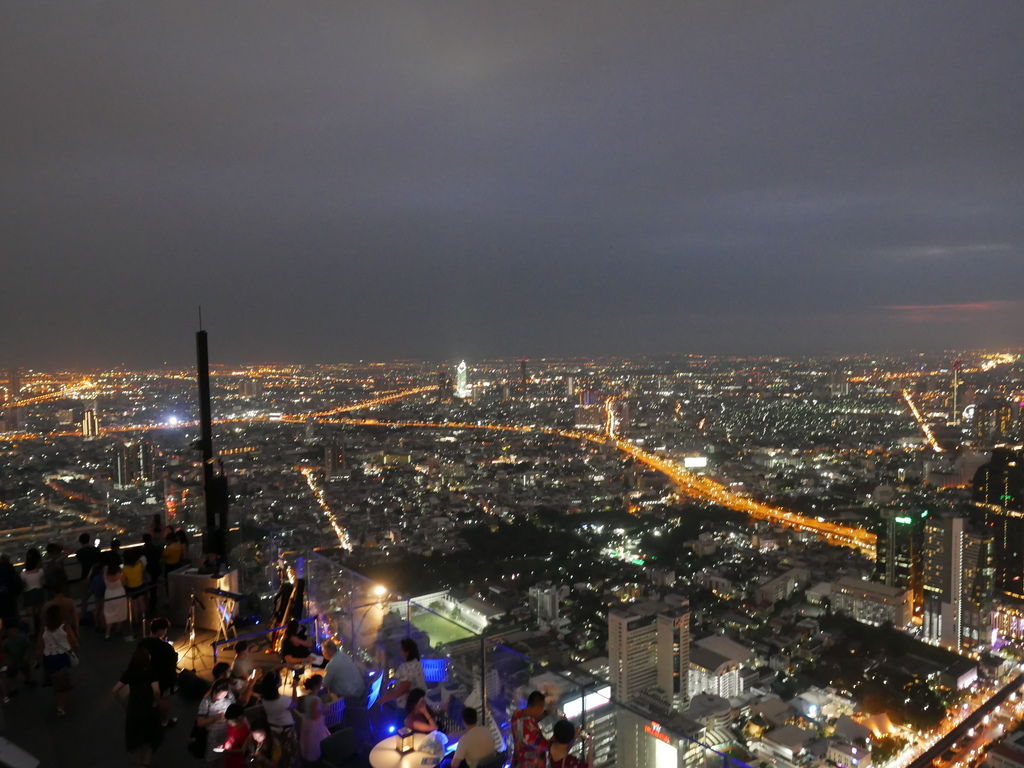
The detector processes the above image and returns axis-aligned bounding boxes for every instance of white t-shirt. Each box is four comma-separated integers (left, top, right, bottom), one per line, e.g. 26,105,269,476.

42,626,71,657
453,725,497,768
197,692,236,761
395,659,426,709
263,694,295,728
21,569,44,590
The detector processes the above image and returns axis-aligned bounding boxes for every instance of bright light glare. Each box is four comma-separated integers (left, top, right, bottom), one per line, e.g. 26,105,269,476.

373,584,388,597
167,415,180,426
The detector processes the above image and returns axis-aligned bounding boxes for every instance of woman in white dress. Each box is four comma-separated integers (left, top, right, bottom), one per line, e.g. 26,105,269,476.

103,563,128,639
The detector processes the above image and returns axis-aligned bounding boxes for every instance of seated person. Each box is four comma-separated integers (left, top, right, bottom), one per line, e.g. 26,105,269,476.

404,688,438,734
281,620,312,666
214,703,251,768
231,640,255,680
548,720,593,768
451,707,496,768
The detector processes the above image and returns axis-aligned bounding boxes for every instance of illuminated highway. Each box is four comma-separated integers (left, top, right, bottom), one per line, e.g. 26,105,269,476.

300,467,352,551
4,377,96,409
902,388,945,453
319,417,878,558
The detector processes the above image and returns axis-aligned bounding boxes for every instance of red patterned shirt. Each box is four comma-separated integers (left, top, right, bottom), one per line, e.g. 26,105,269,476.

511,710,548,768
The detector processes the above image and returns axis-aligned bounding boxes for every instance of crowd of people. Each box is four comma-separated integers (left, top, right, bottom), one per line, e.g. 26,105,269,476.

0,518,595,768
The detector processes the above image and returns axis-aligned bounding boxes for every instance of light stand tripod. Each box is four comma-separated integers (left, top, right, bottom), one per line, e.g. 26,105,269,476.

180,592,205,671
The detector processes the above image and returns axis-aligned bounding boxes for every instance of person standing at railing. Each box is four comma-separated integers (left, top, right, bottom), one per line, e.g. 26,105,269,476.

20,548,45,637
74,534,99,619
104,562,129,640
141,533,162,613
122,551,147,639
43,542,68,599
548,720,593,768
510,691,549,768
161,531,184,592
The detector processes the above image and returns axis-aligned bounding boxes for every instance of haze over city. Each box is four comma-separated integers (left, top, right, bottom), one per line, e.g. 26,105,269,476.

3,1,1024,367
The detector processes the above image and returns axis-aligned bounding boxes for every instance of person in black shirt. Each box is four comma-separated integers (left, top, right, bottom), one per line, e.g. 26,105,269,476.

74,534,99,617
137,618,178,728
113,646,163,767
0,553,22,626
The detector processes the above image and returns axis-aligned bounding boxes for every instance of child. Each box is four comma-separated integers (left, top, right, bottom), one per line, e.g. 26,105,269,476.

214,702,251,768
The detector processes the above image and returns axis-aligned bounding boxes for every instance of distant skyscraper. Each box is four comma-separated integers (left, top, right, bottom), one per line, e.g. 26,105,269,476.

972,398,1015,445
240,378,263,398
114,441,155,488
520,359,528,385
565,376,574,398
454,361,471,399
324,437,344,481
82,407,100,439
922,514,995,649
6,368,20,401
951,359,962,426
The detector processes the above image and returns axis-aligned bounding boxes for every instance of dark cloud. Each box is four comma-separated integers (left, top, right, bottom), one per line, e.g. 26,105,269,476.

3,1,1023,366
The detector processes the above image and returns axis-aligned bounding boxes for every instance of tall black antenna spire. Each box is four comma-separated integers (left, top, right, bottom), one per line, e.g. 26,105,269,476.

196,326,228,557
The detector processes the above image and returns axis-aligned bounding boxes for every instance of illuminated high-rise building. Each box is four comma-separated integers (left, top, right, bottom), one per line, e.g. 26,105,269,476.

240,378,263,399
324,437,345,481
973,398,1016,445
609,600,690,708
973,448,1024,597
82,407,100,439
454,361,471,399
875,508,926,614
115,441,155,488
6,367,20,401
565,376,574,398
922,514,995,649
520,358,528,385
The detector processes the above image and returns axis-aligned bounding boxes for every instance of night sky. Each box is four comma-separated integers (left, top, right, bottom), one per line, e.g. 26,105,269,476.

3,2,1023,367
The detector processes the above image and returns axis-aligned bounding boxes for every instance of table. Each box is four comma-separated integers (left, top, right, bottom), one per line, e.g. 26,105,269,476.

369,734,443,768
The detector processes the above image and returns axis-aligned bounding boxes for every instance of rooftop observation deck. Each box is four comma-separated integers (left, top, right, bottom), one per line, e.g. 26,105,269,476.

0,551,751,768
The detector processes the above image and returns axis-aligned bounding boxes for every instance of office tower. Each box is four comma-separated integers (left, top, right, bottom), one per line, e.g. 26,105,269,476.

973,398,1016,445
575,402,605,430
82,407,100,439
829,371,850,398
528,583,568,631
240,378,262,398
520,358,528,385
922,514,995,649
115,441,156,488
500,381,511,401
324,437,344,481
565,376,574,398
657,603,690,706
454,361,471,399
6,368,20,401
875,509,926,613
951,359,961,426
436,367,452,400
609,600,690,707
973,449,1024,597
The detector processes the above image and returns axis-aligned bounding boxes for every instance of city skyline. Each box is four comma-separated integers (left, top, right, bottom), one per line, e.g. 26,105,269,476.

3,1,1024,366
